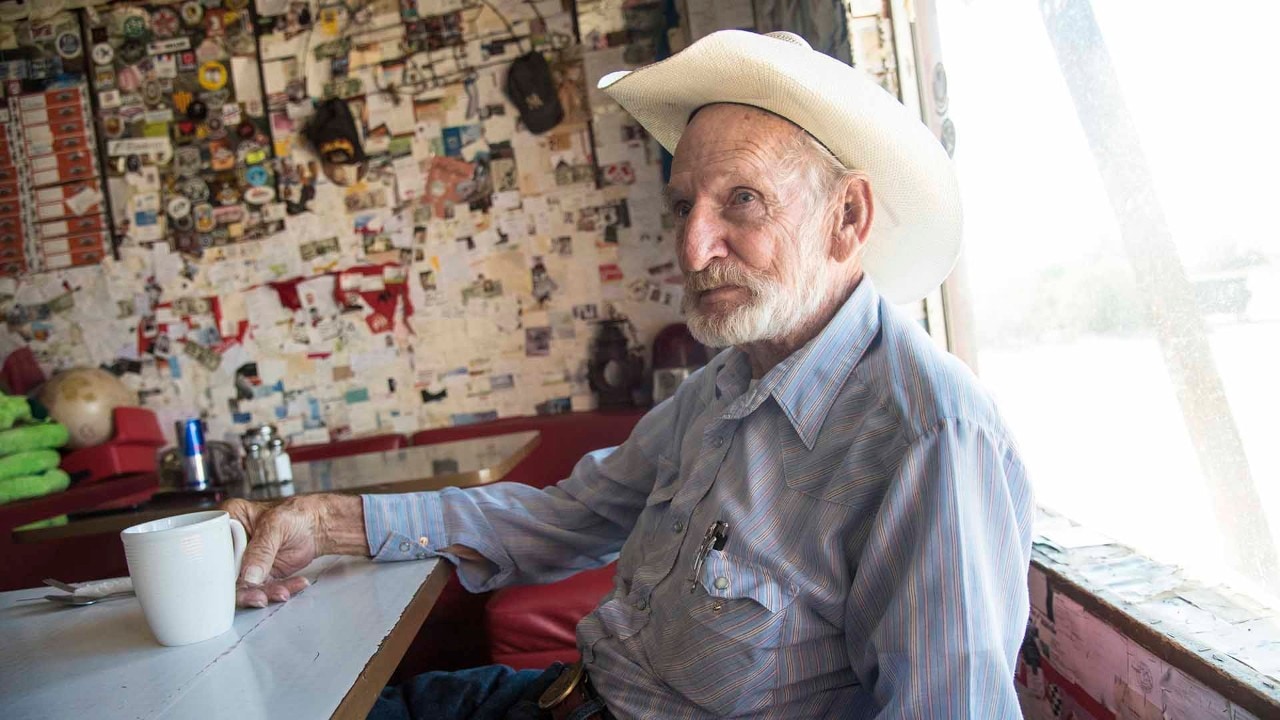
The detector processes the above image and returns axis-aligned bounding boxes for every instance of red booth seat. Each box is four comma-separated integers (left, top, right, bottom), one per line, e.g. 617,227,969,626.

485,566,616,669
288,433,407,462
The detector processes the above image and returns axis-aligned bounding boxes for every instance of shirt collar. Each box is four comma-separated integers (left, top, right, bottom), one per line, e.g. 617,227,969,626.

713,276,882,450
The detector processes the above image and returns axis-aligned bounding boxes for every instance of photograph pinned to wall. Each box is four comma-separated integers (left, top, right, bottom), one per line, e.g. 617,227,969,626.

550,310,575,339
598,262,624,300
342,182,390,214
490,141,519,192
525,326,552,357
461,275,503,304
465,153,494,212
572,303,599,321
530,256,558,308
547,125,597,187
404,9,466,53
601,161,635,186
299,235,341,273
418,264,438,293
580,199,630,243
353,212,399,264
442,124,484,158
551,236,573,256
425,155,475,219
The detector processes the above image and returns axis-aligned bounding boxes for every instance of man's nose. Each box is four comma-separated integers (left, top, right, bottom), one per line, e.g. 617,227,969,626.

678,203,729,273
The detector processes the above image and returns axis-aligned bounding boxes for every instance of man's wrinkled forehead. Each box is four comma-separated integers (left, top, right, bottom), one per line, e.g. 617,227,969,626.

677,103,802,152
669,105,797,185
678,103,840,170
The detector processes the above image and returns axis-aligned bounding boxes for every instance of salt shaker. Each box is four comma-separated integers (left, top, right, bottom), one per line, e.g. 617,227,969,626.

269,437,293,484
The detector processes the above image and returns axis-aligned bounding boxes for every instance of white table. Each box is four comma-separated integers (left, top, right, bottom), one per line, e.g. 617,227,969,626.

0,556,449,720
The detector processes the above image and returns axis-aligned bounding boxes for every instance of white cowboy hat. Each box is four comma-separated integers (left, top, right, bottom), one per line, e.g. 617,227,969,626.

598,30,961,305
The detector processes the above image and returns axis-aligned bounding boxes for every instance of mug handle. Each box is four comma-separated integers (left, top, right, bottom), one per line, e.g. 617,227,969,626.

229,518,248,578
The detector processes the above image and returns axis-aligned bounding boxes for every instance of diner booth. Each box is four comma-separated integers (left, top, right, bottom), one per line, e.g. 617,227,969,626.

1,1,1278,719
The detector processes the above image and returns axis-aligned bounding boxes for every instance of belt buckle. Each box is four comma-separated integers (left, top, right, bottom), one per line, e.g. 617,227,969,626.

538,661,585,710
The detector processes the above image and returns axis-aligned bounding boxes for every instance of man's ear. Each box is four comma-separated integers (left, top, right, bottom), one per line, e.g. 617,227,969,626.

830,175,874,262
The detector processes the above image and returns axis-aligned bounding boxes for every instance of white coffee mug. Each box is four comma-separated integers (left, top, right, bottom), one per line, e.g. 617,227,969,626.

121,510,248,647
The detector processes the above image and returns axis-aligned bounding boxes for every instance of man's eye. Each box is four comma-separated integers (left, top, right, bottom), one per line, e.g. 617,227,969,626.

672,201,691,218
732,190,756,205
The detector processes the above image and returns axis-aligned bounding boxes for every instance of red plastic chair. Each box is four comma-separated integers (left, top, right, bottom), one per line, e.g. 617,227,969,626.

287,433,408,462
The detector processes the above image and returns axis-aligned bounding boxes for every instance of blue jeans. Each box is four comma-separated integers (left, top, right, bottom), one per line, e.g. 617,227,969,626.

368,663,562,720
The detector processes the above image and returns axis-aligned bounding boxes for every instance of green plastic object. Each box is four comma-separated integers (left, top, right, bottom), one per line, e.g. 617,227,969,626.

0,395,32,431
0,450,60,480
0,468,71,504
0,422,70,456
15,514,68,531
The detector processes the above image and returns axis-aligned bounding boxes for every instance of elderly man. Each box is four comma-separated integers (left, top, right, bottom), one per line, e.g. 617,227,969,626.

227,31,1033,719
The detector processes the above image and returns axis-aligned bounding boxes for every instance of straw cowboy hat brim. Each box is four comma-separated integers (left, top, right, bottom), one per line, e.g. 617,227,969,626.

598,30,961,305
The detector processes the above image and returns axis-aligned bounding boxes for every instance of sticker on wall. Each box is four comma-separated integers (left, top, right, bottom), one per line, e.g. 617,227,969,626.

92,42,114,65
180,2,204,27
151,8,179,38
244,186,274,205
193,202,215,232
166,195,191,218
198,60,227,91
55,31,81,59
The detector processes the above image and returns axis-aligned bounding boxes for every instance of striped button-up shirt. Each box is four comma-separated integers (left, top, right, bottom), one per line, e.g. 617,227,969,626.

364,278,1034,718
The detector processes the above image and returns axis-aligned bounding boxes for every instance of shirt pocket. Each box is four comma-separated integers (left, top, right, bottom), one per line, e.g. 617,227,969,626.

648,551,796,716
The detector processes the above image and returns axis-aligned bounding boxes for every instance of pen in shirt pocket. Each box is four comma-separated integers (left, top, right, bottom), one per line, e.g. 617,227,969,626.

688,520,730,593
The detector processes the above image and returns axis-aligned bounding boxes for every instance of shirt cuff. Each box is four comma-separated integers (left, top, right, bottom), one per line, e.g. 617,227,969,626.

361,492,447,562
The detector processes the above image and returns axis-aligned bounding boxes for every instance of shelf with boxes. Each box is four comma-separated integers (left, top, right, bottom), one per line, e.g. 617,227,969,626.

0,84,109,276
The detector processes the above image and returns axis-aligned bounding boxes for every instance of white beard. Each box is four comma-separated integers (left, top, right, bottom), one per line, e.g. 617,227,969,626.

683,228,835,349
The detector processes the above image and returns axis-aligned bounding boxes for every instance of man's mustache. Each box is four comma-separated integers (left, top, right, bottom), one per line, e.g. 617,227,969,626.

684,263,764,295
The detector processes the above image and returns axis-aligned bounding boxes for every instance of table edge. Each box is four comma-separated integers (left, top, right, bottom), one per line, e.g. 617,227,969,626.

330,560,452,720
12,431,541,544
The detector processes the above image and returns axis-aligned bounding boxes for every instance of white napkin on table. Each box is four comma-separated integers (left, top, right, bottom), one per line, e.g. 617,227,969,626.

71,577,134,598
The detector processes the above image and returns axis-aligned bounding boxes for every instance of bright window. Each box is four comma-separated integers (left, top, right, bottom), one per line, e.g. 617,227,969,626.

936,0,1280,604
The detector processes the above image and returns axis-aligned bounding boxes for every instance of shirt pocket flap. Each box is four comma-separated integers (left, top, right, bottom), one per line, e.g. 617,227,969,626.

644,456,680,506
700,552,794,613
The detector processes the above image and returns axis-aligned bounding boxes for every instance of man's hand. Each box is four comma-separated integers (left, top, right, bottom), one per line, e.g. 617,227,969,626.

222,494,367,608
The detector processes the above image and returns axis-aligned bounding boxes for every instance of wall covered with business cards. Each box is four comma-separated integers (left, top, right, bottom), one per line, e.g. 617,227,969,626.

0,0,740,445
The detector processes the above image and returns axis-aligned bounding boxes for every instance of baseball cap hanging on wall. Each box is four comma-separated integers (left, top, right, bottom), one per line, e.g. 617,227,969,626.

303,98,368,186
505,51,563,134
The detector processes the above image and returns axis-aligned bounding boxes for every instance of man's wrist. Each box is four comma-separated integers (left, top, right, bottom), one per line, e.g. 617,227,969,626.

318,494,369,556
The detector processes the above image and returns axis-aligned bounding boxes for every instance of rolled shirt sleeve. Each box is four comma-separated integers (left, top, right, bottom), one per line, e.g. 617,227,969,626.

363,491,444,562
845,418,1034,718
360,396,684,593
